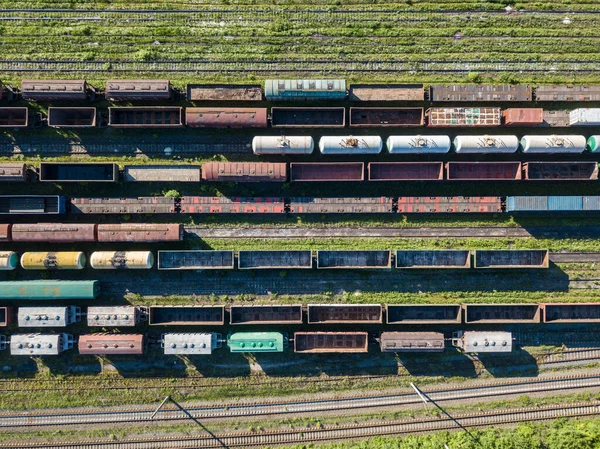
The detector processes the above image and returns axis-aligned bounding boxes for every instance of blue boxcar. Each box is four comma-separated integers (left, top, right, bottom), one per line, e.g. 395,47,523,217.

265,79,347,101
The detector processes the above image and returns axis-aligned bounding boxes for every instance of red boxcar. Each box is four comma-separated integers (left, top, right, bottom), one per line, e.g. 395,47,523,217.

96,224,183,242
78,334,144,355
180,197,285,213
11,223,96,242
202,162,287,183
397,196,503,213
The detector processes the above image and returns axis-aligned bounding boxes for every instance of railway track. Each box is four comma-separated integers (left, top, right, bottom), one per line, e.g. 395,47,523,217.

5,402,600,448
1,374,599,428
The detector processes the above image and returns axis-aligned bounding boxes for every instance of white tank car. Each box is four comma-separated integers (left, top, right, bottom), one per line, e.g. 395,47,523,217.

252,136,314,155
90,251,154,270
521,135,587,153
319,136,383,155
453,135,519,153
386,135,451,154
0,251,18,270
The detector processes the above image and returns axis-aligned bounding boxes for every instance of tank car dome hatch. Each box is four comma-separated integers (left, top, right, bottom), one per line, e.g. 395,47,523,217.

386,135,451,154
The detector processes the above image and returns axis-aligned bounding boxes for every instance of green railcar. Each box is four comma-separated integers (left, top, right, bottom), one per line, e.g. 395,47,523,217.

265,79,346,101
0,280,100,300
227,332,286,353
588,136,600,152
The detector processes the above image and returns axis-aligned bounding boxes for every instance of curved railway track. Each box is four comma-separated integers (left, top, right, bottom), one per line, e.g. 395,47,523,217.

5,402,600,448
1,374,599,428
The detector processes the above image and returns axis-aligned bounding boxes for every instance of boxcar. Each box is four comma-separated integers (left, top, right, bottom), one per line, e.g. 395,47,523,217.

379,332,445,353
294,332,368,353
87,306,145,327
201,162,287,183
21,80,88,101
11,223,96,242
106,79,172,101
186,108,267,128
11,333,74,356
78,334,144,355
96,223,182,242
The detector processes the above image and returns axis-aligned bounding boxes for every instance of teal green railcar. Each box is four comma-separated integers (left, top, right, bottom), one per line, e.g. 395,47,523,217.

265,79,346,101
0,280,99,300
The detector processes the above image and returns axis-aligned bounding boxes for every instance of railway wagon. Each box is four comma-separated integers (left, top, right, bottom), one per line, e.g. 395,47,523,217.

446,162,522,181
21,80,88,101
521,135,587,153
69,197,176,214
18,306,81,328
523,162,599,181
179,197,285,213
379,332,445,353
187,84,263,101
47,107,97,128
162,333,222,355
396,196,503,213
452,331,512,353
10,223,96,242
569,109,600,126
463,304,541,324
238,250,313,269
294,332,369,353
474,250,550,269
149,305,225,326
105,79,172,101
429,84,532,102
319,136,383,155
252,136,314,155
265,79,346,101
348,84,424,101
587,136,600,152
506,196,600,212
395,250,471,269
535,85,600,102
186,108,268,128
426,108,502,127
290,163,364,182
0,307,12,327
96,223,183,242
349,107,424,127
124,166,201,182
503,108,544,126
230,305,303,325
39,163,119,183
227,332,287,353
0,108,29,128
368,162,444,181
108,107,183,128
288,197,394,214
20,251,86,270
0,195,65,215
87,306,146,327
307,304,383,324
157,250,235,270
201,162,287,183
78,334,144,355
386,135,451,154
10,333,74,356
541,303,600,323
386,305,462,324
90,251,155,270
270,107,346,128
316,250,392,269
453,135,519,153
0,163,27,182
0,280,100,300
0,251,17,270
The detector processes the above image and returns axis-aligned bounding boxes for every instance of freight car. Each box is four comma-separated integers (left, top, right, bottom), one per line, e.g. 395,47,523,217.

0,280,99,300
18,306,81,328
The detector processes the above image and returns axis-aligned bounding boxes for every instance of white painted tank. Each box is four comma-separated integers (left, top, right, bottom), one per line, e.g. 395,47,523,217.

521,135,587,153
0,251,18,270
453,135,519,153
90,251,154,270
319,136,383,154
386,135,451,154
252,136,314,155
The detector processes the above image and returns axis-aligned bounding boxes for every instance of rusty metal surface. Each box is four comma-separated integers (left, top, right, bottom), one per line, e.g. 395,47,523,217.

386,305,462,324
157,250,234,270
69,197,175,214
542,303,600,323
21,79,87,101
40,163,118,182
78,334,143,355
541,110,571,127
124,165,201,182
474,250,550,268
379,332,445,353
48,107,96,127
446,162,522,180
238,250,313,269
523,162,599,180
106,79,171,101
290,162,364,182
186,107,267,128
294,332,368,353
271,107,345,127
96,223,182,242
180,196,285,213
11,223,96,242
0,163,26,182
396,196,502,213
503,108,544,126
349,107,424,127
395,250,471,269
426,107,501,127
201,162,287,183
230,305,303,324
317,251,391,269
288,197,393,213
108,107,183,127
0,224,10,241
464,304,541,323
187,84,263,101
368,162,444,181
149,305,225,325
349,84,424,101
0,108,28,127
535,85,600,101
430,84,532,102
307,304,382,323
0,306,12,327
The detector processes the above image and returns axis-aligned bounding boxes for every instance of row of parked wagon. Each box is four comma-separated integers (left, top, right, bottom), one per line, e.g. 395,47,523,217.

0,249,551,271
4,161,600,183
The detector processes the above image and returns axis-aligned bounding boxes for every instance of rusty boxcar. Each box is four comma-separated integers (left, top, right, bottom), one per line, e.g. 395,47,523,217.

108,107,183,127
96,223,182,242
186,108,268,128
21,80,88,101
69,197,176,214
535,85,600,102
201,162,287,183
11,223,96,242
288,197,394,214
106,79,172,101
179,196,285,213
78,334,144,355
294,332,368,353
396,196,503,213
